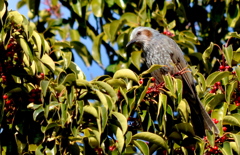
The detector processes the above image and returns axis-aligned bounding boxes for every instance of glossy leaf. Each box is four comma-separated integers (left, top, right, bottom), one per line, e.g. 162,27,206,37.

206,71,230,87
91,0,104,17
92,33,104,65
224,45,233,67
113,69,139,83
112,112,128,134
133,140,149,155
70,0,82,17
132,132,168,150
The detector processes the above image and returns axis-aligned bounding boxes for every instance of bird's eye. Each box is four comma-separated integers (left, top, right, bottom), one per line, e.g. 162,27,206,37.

136,31,141,36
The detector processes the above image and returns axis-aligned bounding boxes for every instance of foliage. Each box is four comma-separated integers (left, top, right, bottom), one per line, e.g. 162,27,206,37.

1,0,240,155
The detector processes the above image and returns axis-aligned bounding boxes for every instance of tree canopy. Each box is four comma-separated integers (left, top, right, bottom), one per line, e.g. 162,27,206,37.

1,0,240,154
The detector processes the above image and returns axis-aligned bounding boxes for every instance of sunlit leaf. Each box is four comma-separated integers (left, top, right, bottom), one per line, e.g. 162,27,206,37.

132,132,168,150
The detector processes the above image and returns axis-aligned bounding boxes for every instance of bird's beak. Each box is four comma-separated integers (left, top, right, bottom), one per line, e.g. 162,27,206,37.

126,39,137,47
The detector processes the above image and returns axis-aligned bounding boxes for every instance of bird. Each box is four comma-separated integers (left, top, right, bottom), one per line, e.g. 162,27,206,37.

126,26,219,137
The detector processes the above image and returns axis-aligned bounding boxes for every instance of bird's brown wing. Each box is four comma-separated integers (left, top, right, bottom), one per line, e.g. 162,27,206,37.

163,37,196,98
163,36,219,135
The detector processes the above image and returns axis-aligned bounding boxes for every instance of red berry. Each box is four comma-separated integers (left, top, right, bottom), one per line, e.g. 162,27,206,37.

151,77,155,82
222,126,227,132
5,100,12,105
28,98,35,102
209,148,214,153
139,79,143,84
232,71,236,75
210,89,216,93
40,73,44,78
109,146,116,151
3,94,8,100
215,82,221,86
219,65,225,70
213,146,218,150
219,136,226,142
213,86,218,90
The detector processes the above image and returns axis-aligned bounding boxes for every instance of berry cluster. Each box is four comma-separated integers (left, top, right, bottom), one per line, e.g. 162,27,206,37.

163,30,175,37
204,135,228,154
28,88,42,104
0,37,24,84
3,94,16,123
212,118,219,124
209,82,221,93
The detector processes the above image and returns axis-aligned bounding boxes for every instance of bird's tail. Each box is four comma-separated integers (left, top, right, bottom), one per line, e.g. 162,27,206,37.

197,97,220,134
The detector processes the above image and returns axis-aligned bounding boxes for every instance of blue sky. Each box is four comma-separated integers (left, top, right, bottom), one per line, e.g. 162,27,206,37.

9,0,108,81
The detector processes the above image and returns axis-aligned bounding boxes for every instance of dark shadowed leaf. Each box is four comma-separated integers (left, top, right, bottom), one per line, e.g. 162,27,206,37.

71,41,92,67
70,0,82,17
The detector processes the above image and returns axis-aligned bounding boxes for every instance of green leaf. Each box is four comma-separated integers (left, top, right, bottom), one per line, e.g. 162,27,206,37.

205,94,225,110
228,32,240,39
27,0,40,16
202,42,214,73
109,124,124,153
220,142,233,155
40,80,50,97
140,64,164,77
235,66,240,81
69,61,86,80
71,41,92,67
224,45,233,66
70,29,80,41
132,132,168,150
173,123,195,136
70,0,82,17
0,1,6,25
226,81,238,104
125,131,132,146
177,100,188,122
179,31,199,45
62,50,72,69
133,140,149,155
84,105,98,118
113,69,139,83
32,31,43,58
96,90,108,110
163,75,175,97
92,33,104,65
121,13,139,26
231,133,240,154
33,106,44,121
91,0,104,17
114,0,126,9
223,115,240,126
206,71,230,87
206,130,215,147
131,51,142,70
157,93,167,126
41,54,56,72
62,73,76,86
92,81,118,103
17,36,33,63
112,112,128,134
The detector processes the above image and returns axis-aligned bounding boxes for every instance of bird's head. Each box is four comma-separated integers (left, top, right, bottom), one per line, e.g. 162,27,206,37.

126,27,159,47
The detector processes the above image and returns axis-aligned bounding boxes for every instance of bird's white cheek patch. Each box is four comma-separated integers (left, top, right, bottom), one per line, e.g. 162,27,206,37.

142,29,153,39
